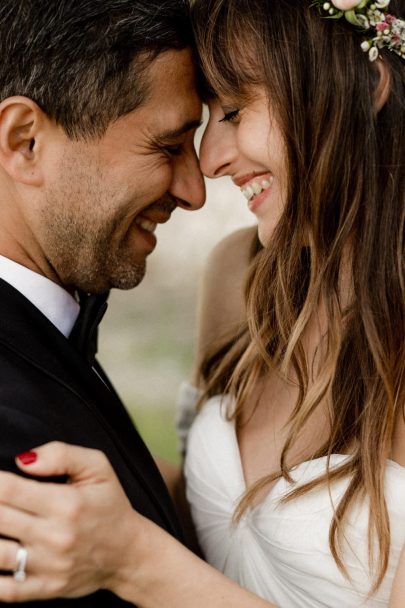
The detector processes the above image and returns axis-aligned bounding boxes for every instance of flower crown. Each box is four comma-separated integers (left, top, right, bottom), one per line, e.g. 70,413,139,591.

312,0,405,61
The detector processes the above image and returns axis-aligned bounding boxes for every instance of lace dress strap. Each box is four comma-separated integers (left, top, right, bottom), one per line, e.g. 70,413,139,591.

174,381,202,454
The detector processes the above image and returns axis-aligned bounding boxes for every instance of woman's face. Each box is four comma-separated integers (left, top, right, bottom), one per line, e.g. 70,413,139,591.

199,88,288,244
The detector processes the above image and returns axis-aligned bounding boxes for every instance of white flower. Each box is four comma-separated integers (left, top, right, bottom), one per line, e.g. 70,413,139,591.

355,14,370,28
332,0,363,9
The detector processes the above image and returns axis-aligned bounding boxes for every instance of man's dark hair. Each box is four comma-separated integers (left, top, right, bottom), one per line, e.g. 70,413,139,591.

0,0,192,138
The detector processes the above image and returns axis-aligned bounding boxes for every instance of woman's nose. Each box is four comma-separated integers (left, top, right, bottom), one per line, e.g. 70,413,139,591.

199,121,237,179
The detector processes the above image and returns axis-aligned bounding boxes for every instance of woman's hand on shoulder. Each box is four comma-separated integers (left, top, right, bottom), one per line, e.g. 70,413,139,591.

0,442,141,602
0,441,277,607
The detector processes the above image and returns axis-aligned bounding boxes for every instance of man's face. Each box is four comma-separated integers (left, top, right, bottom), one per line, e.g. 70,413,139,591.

37,49,205,293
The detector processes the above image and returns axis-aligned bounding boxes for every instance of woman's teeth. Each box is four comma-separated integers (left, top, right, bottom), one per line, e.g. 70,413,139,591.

241,176,274,201
136,218,157,233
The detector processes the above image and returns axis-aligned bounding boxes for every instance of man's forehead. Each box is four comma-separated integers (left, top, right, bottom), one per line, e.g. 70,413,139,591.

139,49,202,135
145,49,200,101
148,47,195,81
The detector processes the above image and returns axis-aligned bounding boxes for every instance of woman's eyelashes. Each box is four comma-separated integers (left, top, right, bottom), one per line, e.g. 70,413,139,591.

218,109,240,123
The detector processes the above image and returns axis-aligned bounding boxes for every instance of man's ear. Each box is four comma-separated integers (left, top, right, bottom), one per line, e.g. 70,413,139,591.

0,96,45,186
373,59,391,113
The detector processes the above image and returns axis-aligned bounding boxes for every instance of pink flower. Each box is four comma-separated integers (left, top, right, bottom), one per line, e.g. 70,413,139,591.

376,22,388,31
332,0,363,9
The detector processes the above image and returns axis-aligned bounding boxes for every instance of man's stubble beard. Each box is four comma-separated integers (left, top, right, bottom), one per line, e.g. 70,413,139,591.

42,183,146,294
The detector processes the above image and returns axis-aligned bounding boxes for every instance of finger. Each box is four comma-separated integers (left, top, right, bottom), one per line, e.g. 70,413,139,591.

0,470,71,515
0,574,61,603
0,547,97,602
0,502,43,541
15,441,111,483
0,538,22,574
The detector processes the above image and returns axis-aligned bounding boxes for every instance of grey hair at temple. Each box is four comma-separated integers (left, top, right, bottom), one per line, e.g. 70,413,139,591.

0,0,192,139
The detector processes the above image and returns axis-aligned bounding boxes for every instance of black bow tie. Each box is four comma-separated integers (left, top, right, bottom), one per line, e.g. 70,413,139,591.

69,291,109,365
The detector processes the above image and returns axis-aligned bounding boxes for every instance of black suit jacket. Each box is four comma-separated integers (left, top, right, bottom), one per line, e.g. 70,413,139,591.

0,279,184,606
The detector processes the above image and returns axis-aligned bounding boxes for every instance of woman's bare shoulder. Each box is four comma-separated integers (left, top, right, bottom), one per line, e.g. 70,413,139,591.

191,225,258,382
204,225,258,283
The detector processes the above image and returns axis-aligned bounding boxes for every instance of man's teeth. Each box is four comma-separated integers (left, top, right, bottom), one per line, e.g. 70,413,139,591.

242,176,274,201
136,219,157,233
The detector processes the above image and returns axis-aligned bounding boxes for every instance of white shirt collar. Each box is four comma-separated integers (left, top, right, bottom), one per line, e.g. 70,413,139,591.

0,255,80,337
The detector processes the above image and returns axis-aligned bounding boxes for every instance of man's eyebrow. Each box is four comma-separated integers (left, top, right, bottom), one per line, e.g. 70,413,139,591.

157,119,203,141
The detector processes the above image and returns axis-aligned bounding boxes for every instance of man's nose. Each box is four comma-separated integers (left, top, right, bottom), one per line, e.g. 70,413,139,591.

170,149,206,211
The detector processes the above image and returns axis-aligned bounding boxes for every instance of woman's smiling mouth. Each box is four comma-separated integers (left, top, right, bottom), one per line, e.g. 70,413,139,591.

233,172,275,212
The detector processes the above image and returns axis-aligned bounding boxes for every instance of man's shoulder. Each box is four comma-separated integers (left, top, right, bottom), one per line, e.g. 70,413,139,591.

0,278,75,374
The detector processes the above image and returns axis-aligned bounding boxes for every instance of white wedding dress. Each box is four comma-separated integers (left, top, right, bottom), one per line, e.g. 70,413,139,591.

183,394,405,607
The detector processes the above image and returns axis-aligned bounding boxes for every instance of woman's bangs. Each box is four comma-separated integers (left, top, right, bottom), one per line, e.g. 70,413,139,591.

192,1,260,100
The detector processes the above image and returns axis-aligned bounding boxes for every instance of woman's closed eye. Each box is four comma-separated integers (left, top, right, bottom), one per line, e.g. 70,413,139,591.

218,109,240,123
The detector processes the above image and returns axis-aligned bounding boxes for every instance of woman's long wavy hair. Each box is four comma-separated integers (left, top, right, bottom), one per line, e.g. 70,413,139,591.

191,0,405,593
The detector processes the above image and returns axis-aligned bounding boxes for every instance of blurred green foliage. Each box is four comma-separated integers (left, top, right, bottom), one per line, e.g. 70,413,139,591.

99,282,195,468
128,404,180,465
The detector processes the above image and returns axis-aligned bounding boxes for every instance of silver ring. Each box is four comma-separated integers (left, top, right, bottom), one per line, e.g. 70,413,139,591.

13,546,28,582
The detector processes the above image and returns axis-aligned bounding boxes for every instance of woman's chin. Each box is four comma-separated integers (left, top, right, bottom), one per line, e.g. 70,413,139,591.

257,222,275,247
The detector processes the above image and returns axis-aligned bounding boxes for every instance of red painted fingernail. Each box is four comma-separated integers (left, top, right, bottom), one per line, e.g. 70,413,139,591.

16,451,37,465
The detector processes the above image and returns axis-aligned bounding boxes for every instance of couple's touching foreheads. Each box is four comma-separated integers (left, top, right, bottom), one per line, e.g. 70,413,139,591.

0,0,403,607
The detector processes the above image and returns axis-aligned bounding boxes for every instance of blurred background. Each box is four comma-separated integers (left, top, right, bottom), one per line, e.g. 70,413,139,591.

98,120,255,464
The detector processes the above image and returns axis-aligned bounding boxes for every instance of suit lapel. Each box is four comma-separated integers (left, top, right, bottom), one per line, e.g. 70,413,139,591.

0,279,183,539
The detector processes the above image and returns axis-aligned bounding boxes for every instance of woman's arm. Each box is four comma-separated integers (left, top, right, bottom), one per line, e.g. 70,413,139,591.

0,441,275,607
119,511,274,608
